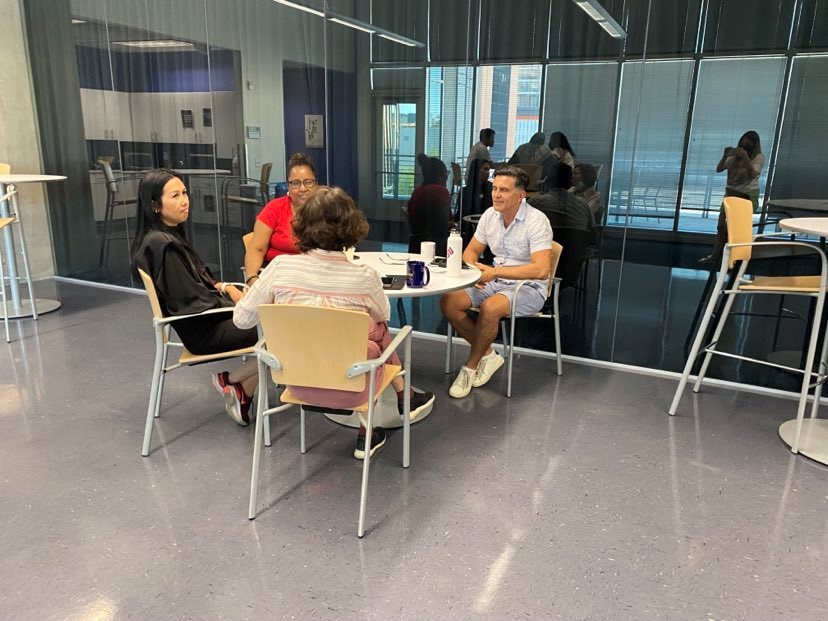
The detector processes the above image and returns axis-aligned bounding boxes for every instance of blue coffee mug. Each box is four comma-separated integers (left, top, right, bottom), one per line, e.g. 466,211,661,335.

406,260,431,288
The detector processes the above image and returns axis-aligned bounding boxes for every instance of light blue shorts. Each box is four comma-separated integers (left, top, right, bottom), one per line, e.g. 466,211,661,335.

464,279,547,317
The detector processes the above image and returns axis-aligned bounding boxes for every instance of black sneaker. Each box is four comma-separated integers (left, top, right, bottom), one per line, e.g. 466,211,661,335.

398,391,435,422
353,427,386,459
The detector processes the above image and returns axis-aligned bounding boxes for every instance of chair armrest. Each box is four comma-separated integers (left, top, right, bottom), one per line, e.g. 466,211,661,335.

153,305,235,327
347,325,413,378
254,339,283,371
724,241,828,273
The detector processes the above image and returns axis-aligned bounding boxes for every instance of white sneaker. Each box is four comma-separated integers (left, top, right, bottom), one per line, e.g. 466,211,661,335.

449,366,476,398
473,351,504,387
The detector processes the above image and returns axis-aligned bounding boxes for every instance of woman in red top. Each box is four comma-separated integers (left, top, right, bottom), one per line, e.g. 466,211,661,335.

243,152,317,285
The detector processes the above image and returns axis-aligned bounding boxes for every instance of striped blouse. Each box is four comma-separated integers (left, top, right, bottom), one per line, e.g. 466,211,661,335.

233,249,389,330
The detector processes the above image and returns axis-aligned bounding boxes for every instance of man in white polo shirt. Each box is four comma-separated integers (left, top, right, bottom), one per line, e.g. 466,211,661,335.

440,165,553,398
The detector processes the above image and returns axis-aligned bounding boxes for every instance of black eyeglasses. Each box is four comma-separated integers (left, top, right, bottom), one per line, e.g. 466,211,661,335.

288,179,317,189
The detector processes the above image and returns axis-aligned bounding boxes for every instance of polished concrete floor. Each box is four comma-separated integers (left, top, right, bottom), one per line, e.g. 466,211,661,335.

2,281,827,620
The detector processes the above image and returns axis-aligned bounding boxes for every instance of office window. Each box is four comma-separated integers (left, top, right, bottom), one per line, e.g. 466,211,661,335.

610,60,694,230
425,66,474,169
772,56,828,200
623,0,701,58
474,64,542,163
543,62,619,203
795,0,828,50
370,0,426,63
479,0,549,61
704,0,796,54
680,57,785,231
429,0,477,62
380,102,417,200
547,0,625,60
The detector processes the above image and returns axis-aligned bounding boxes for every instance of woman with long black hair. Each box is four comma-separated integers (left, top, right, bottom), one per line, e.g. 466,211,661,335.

131,169,258,425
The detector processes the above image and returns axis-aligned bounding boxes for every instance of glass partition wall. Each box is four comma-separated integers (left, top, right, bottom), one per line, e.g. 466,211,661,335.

58,0,828,390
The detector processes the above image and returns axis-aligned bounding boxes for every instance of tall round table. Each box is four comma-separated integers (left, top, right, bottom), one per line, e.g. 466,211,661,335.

776,217,828,465
324,251,481,429
0,174,67,318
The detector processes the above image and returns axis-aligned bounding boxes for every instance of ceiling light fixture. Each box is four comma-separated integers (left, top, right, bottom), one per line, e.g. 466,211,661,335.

273,0,325,18
272,0,424,47
378,33,418,48
329,17,375,34
113,40,195,49
572,0,627,39
71,18,87,25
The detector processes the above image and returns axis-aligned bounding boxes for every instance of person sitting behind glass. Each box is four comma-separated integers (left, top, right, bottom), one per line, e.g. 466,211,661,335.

234,186,436,460
462,158,493,218
131,169,259,426
570,163,603,222
508,131,551,166
243,152,317,288
407,156,452,256
529,161,595,232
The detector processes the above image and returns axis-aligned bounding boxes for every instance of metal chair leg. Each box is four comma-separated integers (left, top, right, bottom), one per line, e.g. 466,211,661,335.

791,291,827,453
669,267,730,415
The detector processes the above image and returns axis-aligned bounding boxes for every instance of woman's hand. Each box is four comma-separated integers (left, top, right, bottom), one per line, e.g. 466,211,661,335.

214,282,245,304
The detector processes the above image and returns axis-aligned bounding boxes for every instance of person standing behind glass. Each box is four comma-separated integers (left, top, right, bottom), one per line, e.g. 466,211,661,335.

243,152,317,287
701,130,764,263
465,128,495,179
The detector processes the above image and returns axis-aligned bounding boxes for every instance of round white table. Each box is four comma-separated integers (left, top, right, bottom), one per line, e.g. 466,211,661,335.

0,174,67,318
778,217,828,237
324,251,481,429
776,217,828,465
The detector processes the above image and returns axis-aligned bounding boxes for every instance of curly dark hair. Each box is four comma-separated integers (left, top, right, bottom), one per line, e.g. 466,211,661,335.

287,152,316,177
293,186,369,252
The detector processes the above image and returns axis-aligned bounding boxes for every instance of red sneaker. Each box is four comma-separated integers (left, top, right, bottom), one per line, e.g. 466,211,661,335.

222,383,252,426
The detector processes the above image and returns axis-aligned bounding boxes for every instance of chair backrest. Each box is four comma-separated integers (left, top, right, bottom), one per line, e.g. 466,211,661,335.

450,162,462,188
0,163,10,175
550,228,591,287
259,162,272,198
513,163,543,192
723,196,754,267
547,241,564,296
98,158,120,195
242,232,254,250
137,268,165,321
259,304,370,391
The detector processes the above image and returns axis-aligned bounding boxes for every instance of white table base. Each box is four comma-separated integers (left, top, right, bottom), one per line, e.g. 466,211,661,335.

324,385,434,429
779,419,828,466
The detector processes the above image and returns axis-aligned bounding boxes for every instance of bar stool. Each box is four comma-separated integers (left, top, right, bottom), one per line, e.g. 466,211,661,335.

670,196,828,454
0,185,37,342
98,159,138,267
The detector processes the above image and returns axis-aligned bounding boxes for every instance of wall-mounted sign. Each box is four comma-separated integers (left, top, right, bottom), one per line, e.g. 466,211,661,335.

305,114,324,149
202,108,213,128
180,109,194,129
246,126,261,140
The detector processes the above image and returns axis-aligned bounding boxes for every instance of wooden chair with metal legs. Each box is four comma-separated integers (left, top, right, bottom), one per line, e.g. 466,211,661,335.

0,184,38,339
670,197,828,455
248,304,414,537
445,242,564,397
136,269,260,456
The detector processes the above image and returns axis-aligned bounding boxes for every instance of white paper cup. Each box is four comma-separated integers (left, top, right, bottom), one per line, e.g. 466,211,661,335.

420,241,436,264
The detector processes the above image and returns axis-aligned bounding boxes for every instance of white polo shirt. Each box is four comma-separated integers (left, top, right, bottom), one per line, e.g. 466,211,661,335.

473,200,553,291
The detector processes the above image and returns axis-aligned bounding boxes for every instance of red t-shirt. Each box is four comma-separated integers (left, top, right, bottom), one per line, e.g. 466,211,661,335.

256,195,299,261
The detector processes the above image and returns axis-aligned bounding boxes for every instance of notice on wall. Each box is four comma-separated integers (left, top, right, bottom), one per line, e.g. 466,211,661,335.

305,115,324,149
